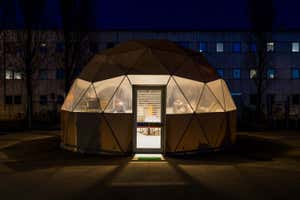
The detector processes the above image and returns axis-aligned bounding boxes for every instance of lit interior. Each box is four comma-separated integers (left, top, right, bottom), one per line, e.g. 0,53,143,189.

62,75,236,113
132,153,164,161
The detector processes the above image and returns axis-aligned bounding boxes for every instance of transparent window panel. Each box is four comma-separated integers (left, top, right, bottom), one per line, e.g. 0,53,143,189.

166,77,193,114
173,76,204,111
137,89,161,123
207,79,225,110
62,79,91,111
105,77,132,113
73,85,100,112
221,80,237,111
136,127,161,149
128,75,170,85
93,76,124,111
196,85,224,113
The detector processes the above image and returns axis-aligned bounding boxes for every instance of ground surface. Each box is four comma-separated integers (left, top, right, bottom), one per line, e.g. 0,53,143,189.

0,130,299,200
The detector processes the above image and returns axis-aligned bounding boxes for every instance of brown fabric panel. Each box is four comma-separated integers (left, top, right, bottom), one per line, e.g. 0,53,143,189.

91,62,125,82
196,112,227,148
76,113,101,151
214,111,237,147
176,115,209,152
61,111,77,147
128,49,170,74
102,41,145,55
99,115,121,152
228,111,237,144
104,113,133,152
79,55,107,81
166,114,193,152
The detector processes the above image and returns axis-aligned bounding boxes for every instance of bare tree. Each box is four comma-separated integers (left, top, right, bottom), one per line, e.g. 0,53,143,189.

17,0,47,128
247,0,275,122
58,0,93,95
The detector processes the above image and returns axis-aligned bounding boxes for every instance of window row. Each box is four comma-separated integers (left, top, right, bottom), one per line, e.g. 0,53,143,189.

4,95,64,105
216,68,300,80
177,41,300,53
4,68,81,80
249,94,300,105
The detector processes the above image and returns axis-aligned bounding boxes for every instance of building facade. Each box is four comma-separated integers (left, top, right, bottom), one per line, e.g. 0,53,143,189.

0,30,300,127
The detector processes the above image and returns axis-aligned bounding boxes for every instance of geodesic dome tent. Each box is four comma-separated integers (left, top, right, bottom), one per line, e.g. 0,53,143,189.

61,40,236,154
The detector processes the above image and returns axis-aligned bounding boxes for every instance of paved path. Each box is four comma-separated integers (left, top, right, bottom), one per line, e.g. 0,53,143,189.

0,131,299,200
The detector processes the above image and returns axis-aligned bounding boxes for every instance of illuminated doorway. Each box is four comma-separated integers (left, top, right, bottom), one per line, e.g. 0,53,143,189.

133,86,165,153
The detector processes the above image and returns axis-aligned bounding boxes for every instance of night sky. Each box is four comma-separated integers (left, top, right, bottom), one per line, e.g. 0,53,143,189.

1,0,300,30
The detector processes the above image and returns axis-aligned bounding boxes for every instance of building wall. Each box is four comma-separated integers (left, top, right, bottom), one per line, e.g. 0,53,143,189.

0,30,300,122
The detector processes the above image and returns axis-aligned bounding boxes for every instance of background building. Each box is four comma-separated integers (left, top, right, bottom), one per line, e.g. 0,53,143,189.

0,30,300,128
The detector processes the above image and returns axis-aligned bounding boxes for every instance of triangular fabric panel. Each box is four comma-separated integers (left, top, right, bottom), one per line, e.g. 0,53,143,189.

73,85,101,112
173,76,204,111
107,49,146,73
176,115,209,152
105,77,132,113
166,77,193,114
151,49,187,74
79,55,107,81
196,85,224,113
127,75,170,85
92,61,125,82
196,113,227,147
99,115,121,152
93,76,125,111
62,79,91,111
128,49,170,74
166,114,193,152
104,113,133,152
221,80,237,111
207,79,226,110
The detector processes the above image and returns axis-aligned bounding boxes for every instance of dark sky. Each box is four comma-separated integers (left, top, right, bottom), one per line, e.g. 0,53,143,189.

1,0,300,30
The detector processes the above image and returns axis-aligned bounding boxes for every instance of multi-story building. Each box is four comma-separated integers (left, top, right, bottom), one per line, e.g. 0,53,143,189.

1,30,300,127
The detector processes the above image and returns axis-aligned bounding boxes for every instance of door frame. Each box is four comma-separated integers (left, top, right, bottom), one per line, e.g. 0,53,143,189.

132,85,166,153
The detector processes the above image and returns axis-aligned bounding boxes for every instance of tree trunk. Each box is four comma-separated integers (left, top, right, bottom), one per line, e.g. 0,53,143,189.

25,28,33,129
64,32,71,96
2,31,6,111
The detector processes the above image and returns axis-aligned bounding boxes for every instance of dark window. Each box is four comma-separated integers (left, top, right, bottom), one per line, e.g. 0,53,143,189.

56,95,64,104
267,94,275,104
199,42,207,52
89,42,99,53
5,96,13,105
56,68,65,80
73,67,81,76
292,68,300,79
250,94,257,105
292,94,300,105
39,43,47,54
39,69,48,80
232,68,241,79
232,42,241,53
40,95,48,105
106,42,115,49
56,42,64,52
249,43,257,52
14,96,22,104
267,68,276,79
216,69,224,78
176,41,190,48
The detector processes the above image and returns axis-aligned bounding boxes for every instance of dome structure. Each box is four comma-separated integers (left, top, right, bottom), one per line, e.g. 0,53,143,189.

61,40,236,154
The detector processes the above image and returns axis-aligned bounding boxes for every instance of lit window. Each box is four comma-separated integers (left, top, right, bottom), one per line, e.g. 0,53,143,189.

267,68,276,79
199,42,207,52
292,68,300,79
216,69,224,78
5,69,13,79
14,71,22,79
266,42,274,52
232,69,241,79
39,69,48,80
250,69,257,79
292,42,299,52
232,42,241,53
249,43,256,52
216,42,224,52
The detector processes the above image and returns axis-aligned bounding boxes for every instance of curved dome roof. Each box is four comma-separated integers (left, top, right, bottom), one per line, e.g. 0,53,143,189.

79,40,219,83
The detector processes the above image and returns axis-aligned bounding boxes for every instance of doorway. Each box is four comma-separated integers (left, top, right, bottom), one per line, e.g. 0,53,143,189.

133,86,166,153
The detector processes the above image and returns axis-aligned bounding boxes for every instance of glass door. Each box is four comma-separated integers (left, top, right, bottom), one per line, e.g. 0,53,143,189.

133,86,165,153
